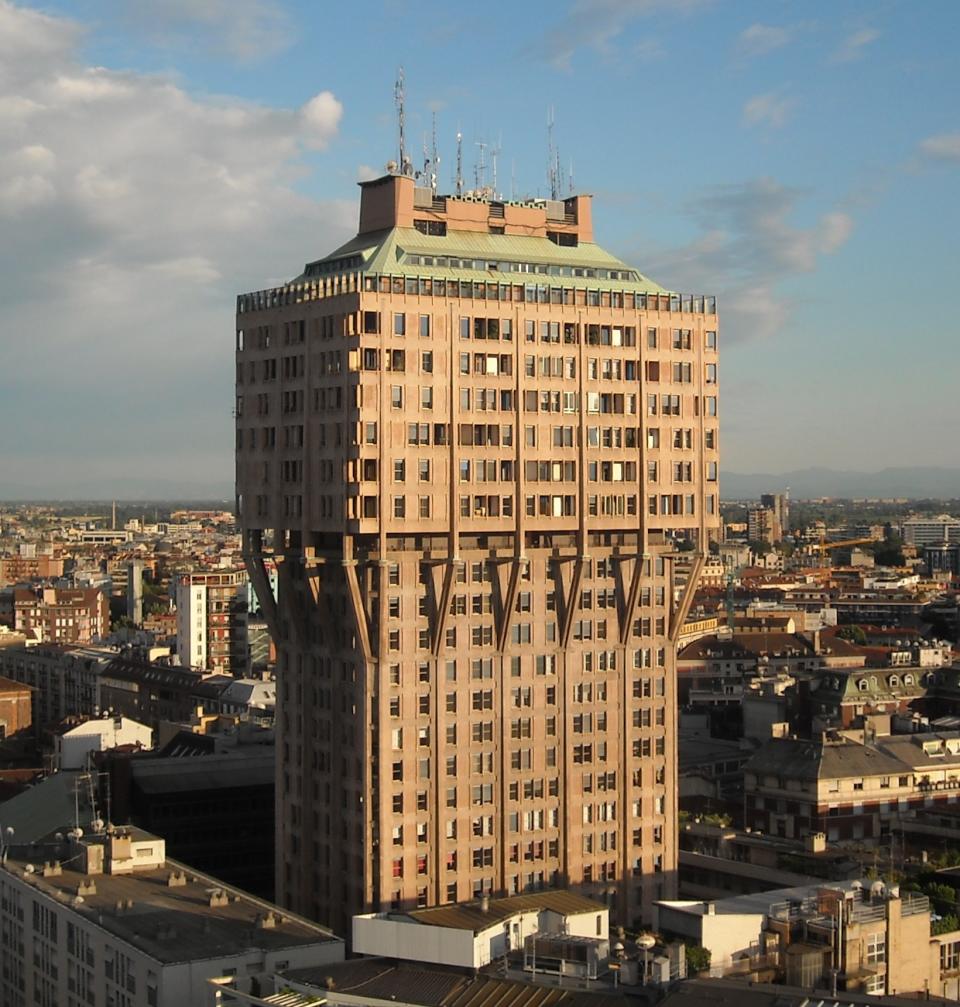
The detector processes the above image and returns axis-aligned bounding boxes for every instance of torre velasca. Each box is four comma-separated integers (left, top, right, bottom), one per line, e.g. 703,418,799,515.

235,172,720,935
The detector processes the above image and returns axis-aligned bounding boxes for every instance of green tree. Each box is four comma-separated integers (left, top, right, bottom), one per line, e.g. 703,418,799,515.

685,945,711,974
923,882,957,913
837,625,867,645
933,915,959,936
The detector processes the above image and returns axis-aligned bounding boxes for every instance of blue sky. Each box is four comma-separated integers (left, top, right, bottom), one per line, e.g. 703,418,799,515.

1,0,958,497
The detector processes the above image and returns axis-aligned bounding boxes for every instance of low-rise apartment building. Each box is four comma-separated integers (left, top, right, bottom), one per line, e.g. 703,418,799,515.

0,644,116,728
12,587,108,644
656,881,958,997
0,826,343,1007
744,730,960,843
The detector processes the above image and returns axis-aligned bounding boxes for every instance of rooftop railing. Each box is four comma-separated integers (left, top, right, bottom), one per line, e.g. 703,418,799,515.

237,272,717,317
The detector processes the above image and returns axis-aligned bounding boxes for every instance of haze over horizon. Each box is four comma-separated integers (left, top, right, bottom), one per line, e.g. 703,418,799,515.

1,0,958,495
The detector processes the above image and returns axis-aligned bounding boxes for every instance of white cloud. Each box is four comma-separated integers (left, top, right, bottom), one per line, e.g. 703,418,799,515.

0,1,352,494
630,178,855,344
300,91,344,150
357,164,380,182
109,0,292,61
742,92,795,129
830,27,879,63
541,0,707,69
819,211,853,252
737,23,792,58
919,132,960,162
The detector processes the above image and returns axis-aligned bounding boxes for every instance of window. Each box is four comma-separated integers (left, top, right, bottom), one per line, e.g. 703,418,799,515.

420,315,431,338
394,313,406,336
414,218,446,236
866,933,886,964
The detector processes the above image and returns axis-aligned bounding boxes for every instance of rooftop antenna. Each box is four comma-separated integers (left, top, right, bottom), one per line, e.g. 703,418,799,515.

547,107,560,199
430,112,440,193
474,139,487,191
455,129,463,197
510,158,517,201
394,67,410,175
111,501,116,530
491,134,502,199
568,157,575,195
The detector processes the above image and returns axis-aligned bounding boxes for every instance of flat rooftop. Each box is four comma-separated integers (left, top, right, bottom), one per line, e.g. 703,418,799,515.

399,890,605,934
3,839,338,964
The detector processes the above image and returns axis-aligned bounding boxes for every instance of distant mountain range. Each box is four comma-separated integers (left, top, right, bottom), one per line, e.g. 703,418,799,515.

2,467,958,504
0,478,233,503
722,467,960,501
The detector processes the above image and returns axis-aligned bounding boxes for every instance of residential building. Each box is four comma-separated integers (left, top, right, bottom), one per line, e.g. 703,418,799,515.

12,587,108,644
175,568,249,675
0,554,64,587
0,676,32,740
236,170,721,933
760,493,789,536
0,644,116,729
744,730,960,843
0,824,343,1007
98,656,204,729
656,881,956,997
747,508,780,546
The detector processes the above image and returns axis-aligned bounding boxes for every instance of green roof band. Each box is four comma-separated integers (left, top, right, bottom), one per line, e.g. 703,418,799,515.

295,226,670,294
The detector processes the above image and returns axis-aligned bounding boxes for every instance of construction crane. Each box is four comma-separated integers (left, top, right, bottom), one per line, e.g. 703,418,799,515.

813,534,877,560
724,562,745,628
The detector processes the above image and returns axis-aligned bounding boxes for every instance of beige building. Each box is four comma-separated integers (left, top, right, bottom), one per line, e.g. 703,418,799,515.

235,171,720,935
657,881,957,997
175,568,249,675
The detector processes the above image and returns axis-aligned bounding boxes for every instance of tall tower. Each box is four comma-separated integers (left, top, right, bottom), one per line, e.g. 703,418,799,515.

236,172,720,936
127,557,144,625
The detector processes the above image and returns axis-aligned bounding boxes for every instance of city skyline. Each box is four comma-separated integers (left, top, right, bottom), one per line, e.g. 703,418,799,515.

2,0,959,497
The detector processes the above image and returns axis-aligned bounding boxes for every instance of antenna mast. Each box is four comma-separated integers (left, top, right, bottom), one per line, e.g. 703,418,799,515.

430,112,440,193
491,135,502,199
547,107,558,200
394,67,409,175
475,139,487,191
455,130,463,197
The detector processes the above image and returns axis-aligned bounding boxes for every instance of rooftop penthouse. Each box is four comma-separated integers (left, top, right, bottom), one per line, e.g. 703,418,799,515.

237,172,717,314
